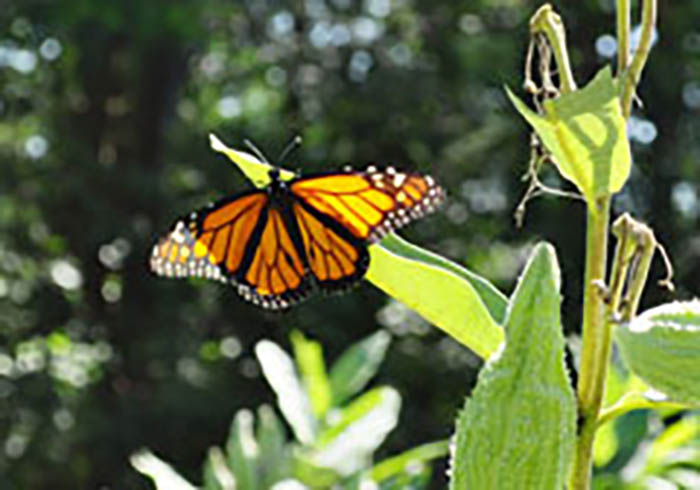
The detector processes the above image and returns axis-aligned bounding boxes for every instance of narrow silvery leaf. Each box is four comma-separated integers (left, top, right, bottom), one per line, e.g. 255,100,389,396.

203,446,236,490
256,404,290,487
329,330,391,406
270,480,309,490
130,449,198,490
449,243,576,490
290,330,333,418
311,387,401,475
225,409,259,490
616,300,700,404
256,340,317,444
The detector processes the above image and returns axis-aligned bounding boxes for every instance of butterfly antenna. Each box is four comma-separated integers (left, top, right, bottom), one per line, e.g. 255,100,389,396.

278,135,303,163
243,138,271,165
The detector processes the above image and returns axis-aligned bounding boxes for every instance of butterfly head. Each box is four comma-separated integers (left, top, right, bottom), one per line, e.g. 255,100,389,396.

268,167,281,182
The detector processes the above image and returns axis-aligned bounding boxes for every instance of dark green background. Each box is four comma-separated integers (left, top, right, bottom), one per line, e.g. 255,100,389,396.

1,0,698,488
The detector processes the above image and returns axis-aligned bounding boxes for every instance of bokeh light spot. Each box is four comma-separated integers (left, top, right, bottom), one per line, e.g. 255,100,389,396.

39,38,62,60
50,260,83,290
25,135,49,159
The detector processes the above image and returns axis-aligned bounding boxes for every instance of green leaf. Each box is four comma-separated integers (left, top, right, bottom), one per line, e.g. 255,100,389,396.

615,300,700,405
311,387,401,476
255,340,317,444
256,404,291,487
290,330,333,418
375,234,508,323
203,446,236,490
370,439,449,483
646,415,700,472
328,330,391,406
593,418,620,468
225,409,259,490
292,451,342,488
130,449,198,490
506,67,631,209
449,243,576,490
366,234,505,359
209,133,296,188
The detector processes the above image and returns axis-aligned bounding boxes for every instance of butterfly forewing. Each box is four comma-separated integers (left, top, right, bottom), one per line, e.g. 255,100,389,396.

150,192,267,283
290,166,444,243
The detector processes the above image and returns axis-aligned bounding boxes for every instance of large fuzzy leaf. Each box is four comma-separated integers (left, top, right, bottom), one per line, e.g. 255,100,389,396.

449,243,576,490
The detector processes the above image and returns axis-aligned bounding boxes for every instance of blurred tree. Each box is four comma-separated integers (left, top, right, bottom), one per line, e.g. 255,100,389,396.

0,0,698,488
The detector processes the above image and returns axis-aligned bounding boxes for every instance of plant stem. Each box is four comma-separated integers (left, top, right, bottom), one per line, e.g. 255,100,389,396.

617,0,630,74
569,196,611,490
620,0,657,117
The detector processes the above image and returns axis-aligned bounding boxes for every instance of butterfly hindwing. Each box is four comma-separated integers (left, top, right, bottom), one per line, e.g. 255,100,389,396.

292,200,369,293
236,206,311,309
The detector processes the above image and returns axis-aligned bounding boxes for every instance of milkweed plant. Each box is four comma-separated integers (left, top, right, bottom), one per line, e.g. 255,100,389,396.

133,2,699,489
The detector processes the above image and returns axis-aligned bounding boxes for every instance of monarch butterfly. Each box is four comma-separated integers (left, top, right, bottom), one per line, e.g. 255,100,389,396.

150,145,444,310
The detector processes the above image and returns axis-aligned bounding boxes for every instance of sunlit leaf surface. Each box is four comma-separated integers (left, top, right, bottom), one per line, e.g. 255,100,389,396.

506,67,631,209
367,235,505,359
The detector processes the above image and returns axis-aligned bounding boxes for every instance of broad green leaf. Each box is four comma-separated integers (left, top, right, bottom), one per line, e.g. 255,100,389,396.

597,362,692,427
209,133,296,188
255,340,317,444
450,243,576,490
203,446,236,490
367,235,504,359
256,404,291,488
290,330,332,418
130,449,198,490
311,387,401,475
370,439,449,483
506,67,631,210
329,330,391,406
615,300,700,404
375,234,508,323
225,409,259,490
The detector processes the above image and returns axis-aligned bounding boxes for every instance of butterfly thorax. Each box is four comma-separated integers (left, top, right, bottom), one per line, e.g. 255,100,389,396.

266,167,292,206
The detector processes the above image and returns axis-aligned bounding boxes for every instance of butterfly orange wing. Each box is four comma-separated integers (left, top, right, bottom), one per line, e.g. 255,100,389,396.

291,166,445,243
150,192,267,281
290,166,444,290
235,206,310,309
150,192,308,309
292,200,369,292
151,166,444,308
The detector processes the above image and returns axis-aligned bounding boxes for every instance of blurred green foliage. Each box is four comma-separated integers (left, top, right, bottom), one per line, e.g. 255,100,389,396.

1,0,699,488
132,330,448,490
